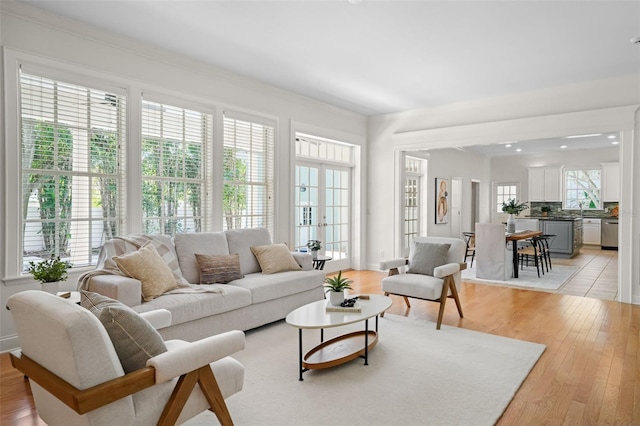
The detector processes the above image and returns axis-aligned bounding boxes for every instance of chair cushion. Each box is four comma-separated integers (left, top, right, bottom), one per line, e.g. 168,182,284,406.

250,244,302,274
382,274,444,301
81,290,167,373
113,241,178,301
195,253,243,284
407,241,451,276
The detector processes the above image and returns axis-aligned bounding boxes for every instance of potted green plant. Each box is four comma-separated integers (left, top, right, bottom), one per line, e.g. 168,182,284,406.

324,270,353,306
28,256,72,294
540,205,552,217
306,239,322,259
501,199,529,233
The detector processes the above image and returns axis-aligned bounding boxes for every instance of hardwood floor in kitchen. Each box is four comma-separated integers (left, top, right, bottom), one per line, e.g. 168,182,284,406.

1,251,636,426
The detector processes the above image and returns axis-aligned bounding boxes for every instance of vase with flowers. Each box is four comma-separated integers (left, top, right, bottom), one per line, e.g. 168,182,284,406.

306,239,322,259
502,199,529,233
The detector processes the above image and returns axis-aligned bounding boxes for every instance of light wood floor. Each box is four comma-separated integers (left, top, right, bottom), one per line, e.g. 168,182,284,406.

1,266,638,425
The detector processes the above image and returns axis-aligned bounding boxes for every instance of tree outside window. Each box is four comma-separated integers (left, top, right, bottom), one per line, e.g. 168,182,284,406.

565,169,601,210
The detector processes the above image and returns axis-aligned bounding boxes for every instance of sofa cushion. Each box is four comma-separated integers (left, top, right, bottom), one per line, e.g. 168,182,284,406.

133,284,252,327
250,244,301,274
112,242,178,301
227,269,325,304
195,253,243,284
225,228,272,275
407,241,451,276
174,232,229,284
80,290,167,373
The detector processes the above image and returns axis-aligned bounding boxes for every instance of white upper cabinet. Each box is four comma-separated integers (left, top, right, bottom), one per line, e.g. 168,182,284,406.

601,162,620,202
528,166,562,202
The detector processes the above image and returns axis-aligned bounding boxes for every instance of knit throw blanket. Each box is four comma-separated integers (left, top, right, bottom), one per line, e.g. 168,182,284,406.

77,235,224,297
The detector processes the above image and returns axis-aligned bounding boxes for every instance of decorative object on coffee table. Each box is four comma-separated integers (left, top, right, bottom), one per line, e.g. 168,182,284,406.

324,270,352,306
27,255,72,294
306,239,321,259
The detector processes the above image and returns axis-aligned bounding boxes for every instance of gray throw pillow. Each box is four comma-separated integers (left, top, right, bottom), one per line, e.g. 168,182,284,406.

81,290,167,373
407,242,451,276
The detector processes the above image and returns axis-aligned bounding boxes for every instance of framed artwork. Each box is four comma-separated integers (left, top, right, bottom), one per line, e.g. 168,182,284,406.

435,178,449,224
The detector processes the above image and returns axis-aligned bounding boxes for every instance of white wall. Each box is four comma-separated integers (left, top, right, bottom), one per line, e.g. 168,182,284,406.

368,75,640,305
0,3,367,351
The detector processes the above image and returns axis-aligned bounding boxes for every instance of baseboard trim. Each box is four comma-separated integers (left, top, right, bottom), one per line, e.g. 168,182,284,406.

0,334,20,353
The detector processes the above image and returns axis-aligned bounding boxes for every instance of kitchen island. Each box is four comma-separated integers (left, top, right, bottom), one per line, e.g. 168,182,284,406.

524,216,583,258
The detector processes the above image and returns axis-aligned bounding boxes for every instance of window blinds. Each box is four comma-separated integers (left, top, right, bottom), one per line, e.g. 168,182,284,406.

140,98,211,236
20,72,126,269
222,113,274,232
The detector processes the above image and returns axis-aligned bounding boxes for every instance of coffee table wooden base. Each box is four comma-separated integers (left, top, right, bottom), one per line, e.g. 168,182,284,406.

303,330,378,370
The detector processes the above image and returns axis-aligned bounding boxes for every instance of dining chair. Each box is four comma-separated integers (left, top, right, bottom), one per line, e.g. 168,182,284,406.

518,236,546,277
538,234,556,270
462,232,476,267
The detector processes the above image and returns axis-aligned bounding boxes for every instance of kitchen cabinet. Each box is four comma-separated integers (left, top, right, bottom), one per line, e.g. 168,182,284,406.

601,162,620,202
528,166,562,202
582,218,601,245
539,218,582,257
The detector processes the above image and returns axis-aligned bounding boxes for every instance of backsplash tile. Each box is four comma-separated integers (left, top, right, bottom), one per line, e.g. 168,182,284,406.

529,201,618,217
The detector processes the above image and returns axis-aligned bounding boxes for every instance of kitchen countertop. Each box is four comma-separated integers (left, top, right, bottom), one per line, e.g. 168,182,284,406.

524,216,583,221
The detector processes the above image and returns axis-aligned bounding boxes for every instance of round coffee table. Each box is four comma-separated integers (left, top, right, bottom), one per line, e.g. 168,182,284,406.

285,294,392,381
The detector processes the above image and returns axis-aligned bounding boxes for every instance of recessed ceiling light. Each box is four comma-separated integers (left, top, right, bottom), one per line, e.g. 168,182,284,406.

565,133,602,139
612,141,619,145
505,144,512,148
515,148,522,152
608,135,616,139
560,145,567,149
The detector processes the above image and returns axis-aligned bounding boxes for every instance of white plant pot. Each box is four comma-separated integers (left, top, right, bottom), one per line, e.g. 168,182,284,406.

507,214,516,233
329,291,344,306
41,281,60,294
311,250,318,259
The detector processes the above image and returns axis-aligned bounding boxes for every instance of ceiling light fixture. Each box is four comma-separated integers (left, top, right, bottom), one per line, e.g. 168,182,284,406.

505,144,512,148
612,141,620,145
515,148,522,152
608,135,616,139
560,145,567,149
565,133,602,139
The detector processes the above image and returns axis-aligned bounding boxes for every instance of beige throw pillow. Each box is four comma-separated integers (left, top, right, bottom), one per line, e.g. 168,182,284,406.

113,241,178,302
81,290,167,373
250,243,301,275
195,253,243,284
407,242,451,276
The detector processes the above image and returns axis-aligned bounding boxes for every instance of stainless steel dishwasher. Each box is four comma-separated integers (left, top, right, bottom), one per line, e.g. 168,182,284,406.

601,218,618,250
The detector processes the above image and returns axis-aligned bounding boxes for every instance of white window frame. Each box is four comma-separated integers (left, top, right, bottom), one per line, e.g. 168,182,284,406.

563,168,602,211
403,156,423,250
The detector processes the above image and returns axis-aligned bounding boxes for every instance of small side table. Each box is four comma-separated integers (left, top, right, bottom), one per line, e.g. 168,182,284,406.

57,291,81,305
312,256,332,270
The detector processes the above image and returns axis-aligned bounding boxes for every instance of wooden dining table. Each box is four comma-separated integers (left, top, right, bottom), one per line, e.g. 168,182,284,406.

506,230,543,278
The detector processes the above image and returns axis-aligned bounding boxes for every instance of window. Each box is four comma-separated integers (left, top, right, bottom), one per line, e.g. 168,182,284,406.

564,169,601,210
223,113,274,232
496,183,518,213
20,72,126,270
404,156,422,248
141,99,211,236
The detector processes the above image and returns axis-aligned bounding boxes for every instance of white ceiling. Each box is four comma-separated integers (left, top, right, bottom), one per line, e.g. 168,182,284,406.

19,0,640,117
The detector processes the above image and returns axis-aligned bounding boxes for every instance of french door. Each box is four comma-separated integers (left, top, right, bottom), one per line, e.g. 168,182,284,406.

295,162,351,270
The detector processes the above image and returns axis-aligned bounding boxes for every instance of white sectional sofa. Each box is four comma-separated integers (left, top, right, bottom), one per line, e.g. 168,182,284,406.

81,228,326,341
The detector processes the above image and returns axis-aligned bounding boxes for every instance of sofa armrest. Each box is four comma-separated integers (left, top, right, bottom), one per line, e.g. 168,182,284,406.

433,262,460,278
147,330,245,383
139,309,171,330
291,252,313,271
87,275,142,307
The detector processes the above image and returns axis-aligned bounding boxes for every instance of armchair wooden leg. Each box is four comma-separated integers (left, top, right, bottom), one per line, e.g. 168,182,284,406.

436,279,450,330
447,276,464,318
380,292,390,317
157,365,234,426
402,296,411,308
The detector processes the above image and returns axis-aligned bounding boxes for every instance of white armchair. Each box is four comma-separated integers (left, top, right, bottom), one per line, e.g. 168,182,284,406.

8,290,245,425
379,237,466,329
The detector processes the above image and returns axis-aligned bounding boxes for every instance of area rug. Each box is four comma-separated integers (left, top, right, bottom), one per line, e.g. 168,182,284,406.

462,263,579,290
185,314,545,426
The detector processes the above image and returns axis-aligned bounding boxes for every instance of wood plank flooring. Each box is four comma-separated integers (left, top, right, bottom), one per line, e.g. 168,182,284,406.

1,264,638,425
